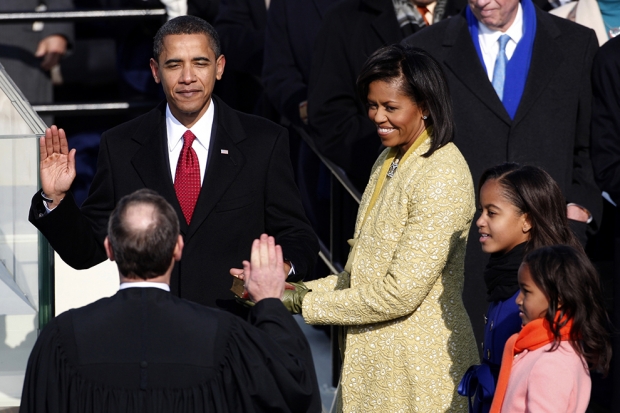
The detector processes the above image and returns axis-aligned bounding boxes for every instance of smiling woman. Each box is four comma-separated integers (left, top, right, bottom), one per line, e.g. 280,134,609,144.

282,44,479,412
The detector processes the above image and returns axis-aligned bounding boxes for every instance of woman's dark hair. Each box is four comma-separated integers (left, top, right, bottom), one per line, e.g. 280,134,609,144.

523,245,612,375
356,44,454,157
479,163,582,254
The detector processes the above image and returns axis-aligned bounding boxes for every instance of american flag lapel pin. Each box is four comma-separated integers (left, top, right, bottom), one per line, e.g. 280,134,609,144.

221,149,229,155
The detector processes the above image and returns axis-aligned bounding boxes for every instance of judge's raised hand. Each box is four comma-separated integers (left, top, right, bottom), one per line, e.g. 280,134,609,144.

242,234,286,303
39,125,76,208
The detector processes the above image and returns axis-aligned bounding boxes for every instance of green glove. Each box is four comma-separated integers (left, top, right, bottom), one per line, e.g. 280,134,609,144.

282,281,311,314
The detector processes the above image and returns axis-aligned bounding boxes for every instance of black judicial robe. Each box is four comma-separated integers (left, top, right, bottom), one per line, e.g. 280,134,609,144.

20,288,321,413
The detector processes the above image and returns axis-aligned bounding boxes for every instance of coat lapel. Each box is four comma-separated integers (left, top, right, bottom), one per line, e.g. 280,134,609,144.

186,97,246,240
512,10,564,126
442,15,512,125
130,104,189,233
364,0,403,45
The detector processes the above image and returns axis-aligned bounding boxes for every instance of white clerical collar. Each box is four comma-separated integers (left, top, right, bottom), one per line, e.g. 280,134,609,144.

119,282,170,292
166,99,215,154
478,3,524,47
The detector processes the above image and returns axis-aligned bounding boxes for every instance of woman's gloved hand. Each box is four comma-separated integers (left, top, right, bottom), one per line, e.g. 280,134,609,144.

282,281,311,314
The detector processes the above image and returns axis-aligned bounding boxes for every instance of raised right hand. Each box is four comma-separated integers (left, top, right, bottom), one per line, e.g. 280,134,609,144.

39,125,76,207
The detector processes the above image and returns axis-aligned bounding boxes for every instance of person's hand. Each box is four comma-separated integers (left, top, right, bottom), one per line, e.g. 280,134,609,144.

242,234,286,302
40,125,76,208
281,281,310,314
566,204,590,223
229,261,291,280
35,35,67,71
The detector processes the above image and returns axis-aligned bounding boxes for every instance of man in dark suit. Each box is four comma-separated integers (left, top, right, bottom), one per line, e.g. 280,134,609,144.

403,0,601,345
213,0,273,117
307,0,466,192
21,189,320,412
28,15,317,315
590,34,620,410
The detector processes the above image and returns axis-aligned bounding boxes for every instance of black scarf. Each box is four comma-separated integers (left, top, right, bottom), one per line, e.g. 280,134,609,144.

484,242,527,302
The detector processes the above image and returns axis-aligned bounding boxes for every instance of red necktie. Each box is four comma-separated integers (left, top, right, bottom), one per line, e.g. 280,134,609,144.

174,130,201,224
417,6,430,26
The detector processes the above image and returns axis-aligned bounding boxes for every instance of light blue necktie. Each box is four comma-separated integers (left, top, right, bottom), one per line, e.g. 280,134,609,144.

492,34,510,101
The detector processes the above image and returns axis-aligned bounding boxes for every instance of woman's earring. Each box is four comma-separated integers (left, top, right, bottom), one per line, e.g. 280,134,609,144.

422,115,428,120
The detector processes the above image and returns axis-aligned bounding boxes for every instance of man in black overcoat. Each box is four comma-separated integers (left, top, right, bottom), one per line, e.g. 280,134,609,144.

403,0,601,345
590,34,620,410
20,189,321,413
28,15,318,315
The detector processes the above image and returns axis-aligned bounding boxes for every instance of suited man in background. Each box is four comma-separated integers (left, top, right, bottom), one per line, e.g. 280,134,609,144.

29,15,317,315
404,0,601,347
21,189,320,412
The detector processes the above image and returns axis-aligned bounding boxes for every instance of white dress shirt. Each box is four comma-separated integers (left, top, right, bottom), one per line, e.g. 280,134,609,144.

478,3,524,82
166,99,215,185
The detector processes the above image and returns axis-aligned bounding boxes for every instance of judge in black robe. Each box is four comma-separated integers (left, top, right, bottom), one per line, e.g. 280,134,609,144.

20,189,320,413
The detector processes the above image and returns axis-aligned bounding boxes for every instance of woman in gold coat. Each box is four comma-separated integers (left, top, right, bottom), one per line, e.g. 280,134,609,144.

287,45,478,412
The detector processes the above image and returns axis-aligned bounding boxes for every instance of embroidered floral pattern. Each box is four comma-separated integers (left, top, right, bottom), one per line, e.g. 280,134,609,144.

304,141,479,412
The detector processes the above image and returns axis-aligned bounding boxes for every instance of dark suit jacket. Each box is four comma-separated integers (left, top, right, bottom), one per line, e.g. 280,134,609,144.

404,7,601,345
307,0,466,191
591,35,620,204
262,0,335,126
20,288,321,412
29,96,318,313
213,0,269,115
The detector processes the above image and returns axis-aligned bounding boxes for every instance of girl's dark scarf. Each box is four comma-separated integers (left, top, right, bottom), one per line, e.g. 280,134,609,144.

484,242,527,302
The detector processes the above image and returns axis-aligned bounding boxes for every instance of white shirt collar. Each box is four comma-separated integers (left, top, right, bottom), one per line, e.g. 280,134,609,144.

119,281,170,291
166,100,215,154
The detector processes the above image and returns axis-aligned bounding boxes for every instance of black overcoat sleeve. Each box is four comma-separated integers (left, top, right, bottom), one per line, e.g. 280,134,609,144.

28,131,116,269
591,36,620,204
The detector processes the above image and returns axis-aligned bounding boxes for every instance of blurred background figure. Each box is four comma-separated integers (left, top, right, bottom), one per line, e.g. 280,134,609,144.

551,0,620,45
0,0,74,126
262,0,335,269
214,0,274,118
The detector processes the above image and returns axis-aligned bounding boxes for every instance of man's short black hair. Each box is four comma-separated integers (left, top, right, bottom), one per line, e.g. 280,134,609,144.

107,189,180,279
153,15,221,60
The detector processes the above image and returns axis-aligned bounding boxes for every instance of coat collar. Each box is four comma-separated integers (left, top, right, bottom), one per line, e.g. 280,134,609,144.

511,8,564,126
441,8,565,127
441,13,512,124
362,0,403,45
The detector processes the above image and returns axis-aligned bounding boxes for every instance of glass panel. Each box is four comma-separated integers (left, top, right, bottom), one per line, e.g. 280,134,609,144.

0,62,47,406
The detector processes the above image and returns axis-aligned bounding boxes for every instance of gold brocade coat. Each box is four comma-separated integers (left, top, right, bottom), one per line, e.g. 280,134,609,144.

303,136,478,412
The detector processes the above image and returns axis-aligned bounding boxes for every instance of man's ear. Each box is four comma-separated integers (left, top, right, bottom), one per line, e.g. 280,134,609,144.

215,54,226,81
173,234,184,262
150,58,161,83
104,237,115,261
